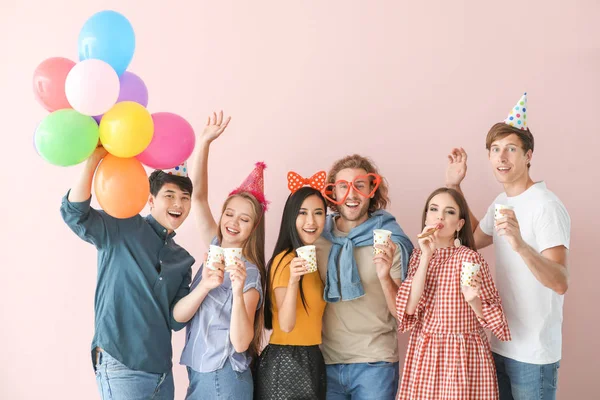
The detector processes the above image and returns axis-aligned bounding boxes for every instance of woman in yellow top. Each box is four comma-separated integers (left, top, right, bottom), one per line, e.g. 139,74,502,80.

255,173,328,400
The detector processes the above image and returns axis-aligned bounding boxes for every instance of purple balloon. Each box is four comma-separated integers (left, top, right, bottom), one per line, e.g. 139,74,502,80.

117,71,149,106
94,71,149,122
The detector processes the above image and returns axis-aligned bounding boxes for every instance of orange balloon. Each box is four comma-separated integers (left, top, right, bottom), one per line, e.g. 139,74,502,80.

94,154,149,219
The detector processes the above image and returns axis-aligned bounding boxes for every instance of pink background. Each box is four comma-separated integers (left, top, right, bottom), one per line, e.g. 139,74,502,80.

1,1,598,398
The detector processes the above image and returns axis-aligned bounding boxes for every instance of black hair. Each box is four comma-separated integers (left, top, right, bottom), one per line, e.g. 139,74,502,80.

148,170,193,196
263,187,327,330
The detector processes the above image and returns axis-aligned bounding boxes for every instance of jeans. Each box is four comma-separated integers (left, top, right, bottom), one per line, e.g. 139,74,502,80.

493,353,560,400
185,360,253,399
325,361,399,400
94,350,174,400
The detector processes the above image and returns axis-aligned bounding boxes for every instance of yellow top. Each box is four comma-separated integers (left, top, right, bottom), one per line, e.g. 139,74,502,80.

268,250,326,346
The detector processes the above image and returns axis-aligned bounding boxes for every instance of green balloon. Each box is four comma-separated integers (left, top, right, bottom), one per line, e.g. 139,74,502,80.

35,109,99,166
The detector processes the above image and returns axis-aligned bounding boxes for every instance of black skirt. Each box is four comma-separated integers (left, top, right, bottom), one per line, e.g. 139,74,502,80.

254,344,326,400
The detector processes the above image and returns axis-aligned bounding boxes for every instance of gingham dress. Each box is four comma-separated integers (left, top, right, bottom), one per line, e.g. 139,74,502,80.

396,246,511,400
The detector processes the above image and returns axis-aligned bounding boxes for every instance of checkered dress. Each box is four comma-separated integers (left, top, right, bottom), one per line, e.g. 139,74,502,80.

396,246,511,400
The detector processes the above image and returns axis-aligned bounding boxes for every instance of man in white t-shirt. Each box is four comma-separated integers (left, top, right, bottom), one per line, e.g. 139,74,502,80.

444,93,571,400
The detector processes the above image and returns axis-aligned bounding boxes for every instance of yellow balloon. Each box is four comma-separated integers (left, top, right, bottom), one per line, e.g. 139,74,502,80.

99,101,154,158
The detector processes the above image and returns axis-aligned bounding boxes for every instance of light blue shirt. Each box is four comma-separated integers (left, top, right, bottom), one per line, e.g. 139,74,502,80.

180,238,263,373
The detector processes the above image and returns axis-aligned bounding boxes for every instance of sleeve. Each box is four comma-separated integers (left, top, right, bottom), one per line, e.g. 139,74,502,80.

170,266,192,331
389,246,403,280
535,201,571,252
471,252,511,341
244,263,264,310
395,249,425,333
272,254,293,289
478,202,495,237
60,191,118,249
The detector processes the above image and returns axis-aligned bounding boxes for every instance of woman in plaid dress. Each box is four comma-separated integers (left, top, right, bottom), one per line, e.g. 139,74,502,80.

396,188,511,399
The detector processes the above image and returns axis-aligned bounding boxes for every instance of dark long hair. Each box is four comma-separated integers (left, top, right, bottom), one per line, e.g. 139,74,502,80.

263,187,327,330
421,187,477,251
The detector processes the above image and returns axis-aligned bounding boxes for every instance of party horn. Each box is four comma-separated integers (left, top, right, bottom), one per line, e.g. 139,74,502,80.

417,223,444,239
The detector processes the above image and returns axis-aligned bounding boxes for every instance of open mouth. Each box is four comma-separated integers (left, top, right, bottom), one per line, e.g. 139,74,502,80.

497,166,511,173
225,227,240,236
168,210,182,219
302,228,317,234
344,200,360,209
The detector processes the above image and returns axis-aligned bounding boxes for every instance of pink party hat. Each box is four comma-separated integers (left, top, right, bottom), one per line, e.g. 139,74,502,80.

229,162,269,211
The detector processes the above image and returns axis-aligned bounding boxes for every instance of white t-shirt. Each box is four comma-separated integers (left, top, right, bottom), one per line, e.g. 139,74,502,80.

480,181,570,364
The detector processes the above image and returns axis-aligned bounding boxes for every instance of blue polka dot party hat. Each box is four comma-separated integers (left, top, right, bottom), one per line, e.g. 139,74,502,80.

503,92,528,130
163,161,188,177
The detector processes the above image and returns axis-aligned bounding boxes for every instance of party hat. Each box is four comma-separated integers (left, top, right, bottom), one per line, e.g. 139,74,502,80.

163,161,188,177
229,162,269,211
503,92,528,130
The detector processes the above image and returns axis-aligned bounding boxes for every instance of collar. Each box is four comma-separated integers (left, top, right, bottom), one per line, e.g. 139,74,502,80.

145,214,176,240
506,181,546,201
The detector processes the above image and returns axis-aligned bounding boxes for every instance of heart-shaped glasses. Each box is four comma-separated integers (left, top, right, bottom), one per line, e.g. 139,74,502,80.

321,173,381,205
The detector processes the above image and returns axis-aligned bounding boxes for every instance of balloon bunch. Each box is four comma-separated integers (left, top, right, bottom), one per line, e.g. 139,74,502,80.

33,10,195,218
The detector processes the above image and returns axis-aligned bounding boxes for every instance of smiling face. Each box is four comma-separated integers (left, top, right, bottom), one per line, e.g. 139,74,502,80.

219,195,257,248
295,194,326,245
488,133,532,185
332,168,374,225
148,183,192,232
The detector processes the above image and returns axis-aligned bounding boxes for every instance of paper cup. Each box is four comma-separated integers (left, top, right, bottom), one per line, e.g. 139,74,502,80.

373,229,392,255
461,261,481,287
223,248,243,267
494,204,514,221
206,245,224,271
296,245,318,273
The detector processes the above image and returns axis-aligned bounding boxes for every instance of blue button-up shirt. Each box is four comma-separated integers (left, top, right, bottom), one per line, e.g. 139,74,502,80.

60,192,194,373
180,237,263,373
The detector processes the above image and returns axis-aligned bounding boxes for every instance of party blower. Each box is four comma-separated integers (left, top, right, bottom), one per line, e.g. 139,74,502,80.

417,223,444,239
32,10,195,219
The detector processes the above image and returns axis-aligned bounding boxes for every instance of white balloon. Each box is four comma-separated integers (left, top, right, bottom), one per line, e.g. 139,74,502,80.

65,59,120,116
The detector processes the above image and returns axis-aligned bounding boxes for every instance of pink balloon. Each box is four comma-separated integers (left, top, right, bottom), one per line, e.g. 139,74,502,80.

136,112,195,169
65,59,120,116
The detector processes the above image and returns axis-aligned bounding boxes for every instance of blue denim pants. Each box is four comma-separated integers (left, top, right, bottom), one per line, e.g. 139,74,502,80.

185,360,253,400
325,361,399,400
94,350,174,400
493,353,560,400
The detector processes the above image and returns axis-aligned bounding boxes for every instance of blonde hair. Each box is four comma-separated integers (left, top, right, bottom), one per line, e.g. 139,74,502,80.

217,192,266,359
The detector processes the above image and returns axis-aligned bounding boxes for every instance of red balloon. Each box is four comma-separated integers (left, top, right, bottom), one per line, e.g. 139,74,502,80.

33,57,76,112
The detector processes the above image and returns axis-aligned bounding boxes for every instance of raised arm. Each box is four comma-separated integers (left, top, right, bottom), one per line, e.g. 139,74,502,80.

190,111,232,246
60,146,116,249
69,146,107,202
445,147,493,250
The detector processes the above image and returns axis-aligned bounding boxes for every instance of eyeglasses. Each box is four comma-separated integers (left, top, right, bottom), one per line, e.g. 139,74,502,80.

321,173,381,206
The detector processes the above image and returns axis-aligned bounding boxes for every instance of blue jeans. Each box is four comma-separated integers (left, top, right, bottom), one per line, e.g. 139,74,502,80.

185,360,253,399
326,362,399,400
94,351,174,400
493,353,560,400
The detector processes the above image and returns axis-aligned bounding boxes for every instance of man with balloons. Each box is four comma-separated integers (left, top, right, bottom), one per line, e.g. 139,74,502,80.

34,10,198,400
60,146,194,399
